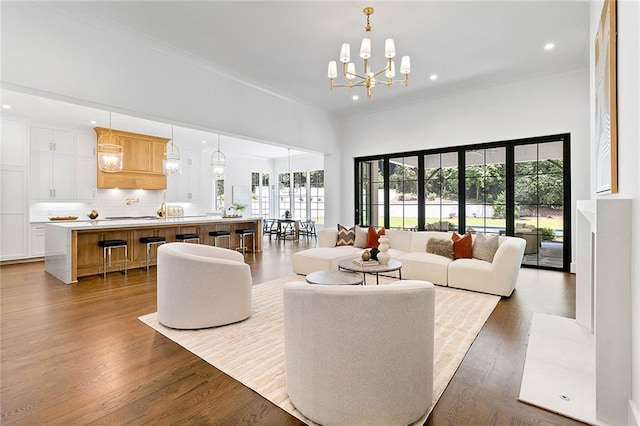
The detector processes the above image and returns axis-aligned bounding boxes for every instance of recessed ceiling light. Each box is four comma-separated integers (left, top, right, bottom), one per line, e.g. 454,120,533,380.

544,43,555,51
90,120,97,125
2,104,12,109
430,74,438,81
201,140,207,144
352,95,359,101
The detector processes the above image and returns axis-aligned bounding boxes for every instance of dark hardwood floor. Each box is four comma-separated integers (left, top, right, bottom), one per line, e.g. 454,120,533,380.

1,238,586,425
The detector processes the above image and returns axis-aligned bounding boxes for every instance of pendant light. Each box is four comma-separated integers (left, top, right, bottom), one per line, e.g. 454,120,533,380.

210,134,226,178
97,112,123,173
163,125,182,175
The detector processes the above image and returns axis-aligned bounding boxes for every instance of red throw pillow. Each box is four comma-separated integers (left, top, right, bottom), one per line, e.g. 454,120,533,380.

451,232,472,259
366,226,386,248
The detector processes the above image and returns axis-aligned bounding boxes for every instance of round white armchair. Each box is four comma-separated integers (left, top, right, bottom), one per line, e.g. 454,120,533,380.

283,280,435,425
157,242,252,329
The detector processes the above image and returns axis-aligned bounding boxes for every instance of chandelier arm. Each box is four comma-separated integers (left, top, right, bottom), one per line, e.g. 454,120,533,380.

334,80,369,88
346,71,369,81
371,68,389,79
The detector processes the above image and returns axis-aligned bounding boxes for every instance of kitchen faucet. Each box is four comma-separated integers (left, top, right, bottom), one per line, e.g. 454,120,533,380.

157,202,167,217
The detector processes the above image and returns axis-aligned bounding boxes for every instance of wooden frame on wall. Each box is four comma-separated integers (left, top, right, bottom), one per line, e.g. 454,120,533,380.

594,0,618,194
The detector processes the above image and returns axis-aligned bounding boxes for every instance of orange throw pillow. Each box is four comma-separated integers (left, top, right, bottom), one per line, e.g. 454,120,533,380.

366,226,386,248
451,232,473,259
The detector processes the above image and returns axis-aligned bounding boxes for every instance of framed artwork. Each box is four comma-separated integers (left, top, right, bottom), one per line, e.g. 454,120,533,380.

595,0,618,194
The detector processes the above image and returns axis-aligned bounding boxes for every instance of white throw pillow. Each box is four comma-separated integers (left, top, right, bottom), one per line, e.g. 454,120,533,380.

472,232,499,262
354,225,368,248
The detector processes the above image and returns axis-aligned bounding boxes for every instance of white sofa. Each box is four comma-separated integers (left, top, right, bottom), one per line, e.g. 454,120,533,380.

293,228,526,297
157,242,252,329
283,280,434,425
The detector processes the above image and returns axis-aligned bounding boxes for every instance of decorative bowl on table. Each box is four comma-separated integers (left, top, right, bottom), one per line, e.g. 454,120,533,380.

87,210,99,220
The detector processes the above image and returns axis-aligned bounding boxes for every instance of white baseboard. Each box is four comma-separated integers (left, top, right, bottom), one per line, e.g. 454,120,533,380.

570,262,576,273
630,399,640,426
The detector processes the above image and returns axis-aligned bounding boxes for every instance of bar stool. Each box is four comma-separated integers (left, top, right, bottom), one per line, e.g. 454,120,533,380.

139,236,166,271
176,233,200,244
209,230,231,248
97,239,128,277
235,229,255,254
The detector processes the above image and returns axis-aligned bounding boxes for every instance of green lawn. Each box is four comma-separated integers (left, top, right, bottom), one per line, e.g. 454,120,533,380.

387,217,563,230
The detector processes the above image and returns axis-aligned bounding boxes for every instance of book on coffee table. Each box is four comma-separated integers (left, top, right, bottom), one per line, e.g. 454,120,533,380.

352,259,379,267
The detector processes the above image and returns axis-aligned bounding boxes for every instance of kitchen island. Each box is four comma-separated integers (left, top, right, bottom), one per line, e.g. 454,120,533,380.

45,216,262,284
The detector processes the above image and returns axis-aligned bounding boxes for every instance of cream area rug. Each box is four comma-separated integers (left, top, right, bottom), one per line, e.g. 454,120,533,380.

139,275,500,423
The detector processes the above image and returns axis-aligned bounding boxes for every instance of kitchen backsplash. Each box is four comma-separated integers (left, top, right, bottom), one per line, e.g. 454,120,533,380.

30,190,200,222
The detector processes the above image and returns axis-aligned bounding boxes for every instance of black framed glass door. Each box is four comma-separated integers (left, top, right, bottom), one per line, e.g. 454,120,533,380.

354,134,571,271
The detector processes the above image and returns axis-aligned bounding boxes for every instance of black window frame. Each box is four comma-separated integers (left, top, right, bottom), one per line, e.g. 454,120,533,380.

354,133,571,271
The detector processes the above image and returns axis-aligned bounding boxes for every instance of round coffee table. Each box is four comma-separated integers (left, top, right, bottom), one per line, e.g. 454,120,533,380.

306,270,363,285
337,259,402,285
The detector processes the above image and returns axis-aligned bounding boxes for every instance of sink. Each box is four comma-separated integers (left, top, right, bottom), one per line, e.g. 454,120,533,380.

105,216,158,220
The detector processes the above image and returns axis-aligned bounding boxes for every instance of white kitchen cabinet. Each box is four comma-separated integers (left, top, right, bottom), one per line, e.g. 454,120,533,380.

75,132,95,157
166,150,201,201
165,173,179,200
29,126,79,200
30,126,74,154
0,169,28,259
0,119,28,260
75,156,96,200
30,223,46,257
75,132,96,200
183,155,201,201
0,212,28,260
29,151,75,200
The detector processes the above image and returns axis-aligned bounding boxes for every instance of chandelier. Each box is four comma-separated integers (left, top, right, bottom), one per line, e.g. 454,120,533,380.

163,125,182,175
97,112,123,173
210,134,226,178
327,7,411,100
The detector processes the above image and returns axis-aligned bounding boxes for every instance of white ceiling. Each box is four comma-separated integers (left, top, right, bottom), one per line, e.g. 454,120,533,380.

1,1,589,153
40,0,589,115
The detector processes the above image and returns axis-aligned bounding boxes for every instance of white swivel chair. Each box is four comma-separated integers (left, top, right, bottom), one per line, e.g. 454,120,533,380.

283,280,435,426
157,242,252,329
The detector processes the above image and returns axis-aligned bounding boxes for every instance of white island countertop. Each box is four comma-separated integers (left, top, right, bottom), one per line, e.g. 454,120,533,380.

45,215,260,230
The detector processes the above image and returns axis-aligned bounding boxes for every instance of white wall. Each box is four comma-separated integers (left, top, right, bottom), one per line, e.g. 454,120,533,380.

0,2,341,183
338,70,590,265
589,0,640,423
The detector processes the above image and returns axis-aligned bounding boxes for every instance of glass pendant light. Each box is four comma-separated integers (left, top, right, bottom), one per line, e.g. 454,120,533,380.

163,125,182,175
210,134,226,178
97,112,123,173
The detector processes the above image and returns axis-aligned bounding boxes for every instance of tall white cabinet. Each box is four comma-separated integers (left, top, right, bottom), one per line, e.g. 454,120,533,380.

29,127,75,200
75,132,97,200
0,120,29,260
27,126,97,258
28,127,96,202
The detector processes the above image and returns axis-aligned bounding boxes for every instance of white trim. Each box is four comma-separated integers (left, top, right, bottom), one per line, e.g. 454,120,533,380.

630,400,640,426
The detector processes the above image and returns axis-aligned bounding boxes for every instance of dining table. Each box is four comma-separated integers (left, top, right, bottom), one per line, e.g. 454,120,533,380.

275,218,300,241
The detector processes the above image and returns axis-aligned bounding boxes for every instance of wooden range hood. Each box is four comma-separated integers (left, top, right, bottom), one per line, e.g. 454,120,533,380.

95,127,169,190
